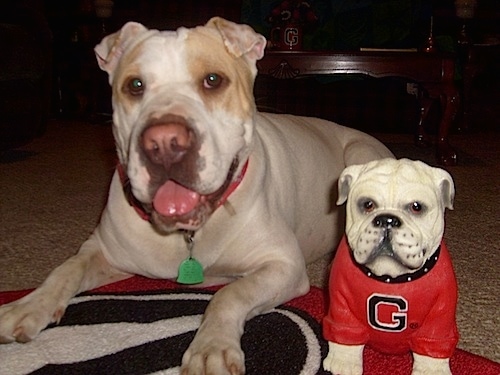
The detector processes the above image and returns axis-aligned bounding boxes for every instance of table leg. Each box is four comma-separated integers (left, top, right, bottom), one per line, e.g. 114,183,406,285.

415,93,433,148
437,88,460,166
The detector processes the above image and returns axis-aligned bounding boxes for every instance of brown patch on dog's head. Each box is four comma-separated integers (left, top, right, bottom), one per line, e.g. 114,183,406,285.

184,17,266,119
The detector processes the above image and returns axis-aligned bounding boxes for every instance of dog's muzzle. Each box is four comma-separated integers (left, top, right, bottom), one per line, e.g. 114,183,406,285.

118,158,247,232
367,214,402,261
119,110,248,232
354,212,428,272
142,118,193,168
141,114,199,187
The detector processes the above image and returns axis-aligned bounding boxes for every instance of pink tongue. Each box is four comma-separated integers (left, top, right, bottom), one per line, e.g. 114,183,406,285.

153,180,201,217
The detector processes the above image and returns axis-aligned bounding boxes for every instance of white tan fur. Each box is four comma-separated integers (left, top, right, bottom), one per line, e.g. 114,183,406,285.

0,18,393,374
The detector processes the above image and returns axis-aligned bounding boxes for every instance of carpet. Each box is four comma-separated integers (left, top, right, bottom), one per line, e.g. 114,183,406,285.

1,277,498,375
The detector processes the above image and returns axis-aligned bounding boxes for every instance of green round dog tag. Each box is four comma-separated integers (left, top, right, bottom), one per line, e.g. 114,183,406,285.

177,257,204,285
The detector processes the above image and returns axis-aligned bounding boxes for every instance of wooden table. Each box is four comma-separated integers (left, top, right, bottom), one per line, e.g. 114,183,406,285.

257,51,460,166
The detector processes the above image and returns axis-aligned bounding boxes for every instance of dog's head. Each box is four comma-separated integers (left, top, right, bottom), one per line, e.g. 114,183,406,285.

94,18,266,232
337,158,455,278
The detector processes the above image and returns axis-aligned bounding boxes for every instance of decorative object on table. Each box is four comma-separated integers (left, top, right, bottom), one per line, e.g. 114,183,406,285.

94,0,114,34
323,158,459,375
422,15,436,52
455,0,477,45
267,1,318,50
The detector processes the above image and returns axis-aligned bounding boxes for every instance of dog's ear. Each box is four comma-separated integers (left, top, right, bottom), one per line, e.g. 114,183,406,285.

95,22,148,79
433,168,455,210
337,165,363,205
207,17,267,61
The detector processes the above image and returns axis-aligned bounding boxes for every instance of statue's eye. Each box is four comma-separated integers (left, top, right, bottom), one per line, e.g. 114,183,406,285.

126,77,145,96
361,199,376,213
409,202,424,214
203,73,223,89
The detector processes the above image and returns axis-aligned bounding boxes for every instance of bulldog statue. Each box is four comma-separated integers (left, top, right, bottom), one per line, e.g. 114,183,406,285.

323,158,459,375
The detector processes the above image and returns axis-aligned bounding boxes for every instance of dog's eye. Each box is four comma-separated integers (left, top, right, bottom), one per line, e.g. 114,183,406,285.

409,202,424,214
126,78,145,96
361,199,376,213
203,73,223,89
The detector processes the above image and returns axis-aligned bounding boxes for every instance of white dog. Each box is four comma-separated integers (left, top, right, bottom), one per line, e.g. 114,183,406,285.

323,158,459,375
0,18,393,374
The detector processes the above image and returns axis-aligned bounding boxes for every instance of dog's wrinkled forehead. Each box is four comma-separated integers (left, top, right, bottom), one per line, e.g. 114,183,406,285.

110,27,224,88
97,18,263,80
121,29,189,81
95,18,266,119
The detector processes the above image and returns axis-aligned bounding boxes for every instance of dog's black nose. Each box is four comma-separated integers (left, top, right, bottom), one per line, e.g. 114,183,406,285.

372,214,402,228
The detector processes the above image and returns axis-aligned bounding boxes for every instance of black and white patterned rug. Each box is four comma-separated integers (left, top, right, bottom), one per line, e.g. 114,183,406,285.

1,277,499,375
0,279,328,375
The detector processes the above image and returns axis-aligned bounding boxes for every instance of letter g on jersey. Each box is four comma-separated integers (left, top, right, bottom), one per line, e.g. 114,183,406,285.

367,293,408,332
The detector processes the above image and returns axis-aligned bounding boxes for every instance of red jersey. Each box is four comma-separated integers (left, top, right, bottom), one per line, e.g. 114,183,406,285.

323,236,459,358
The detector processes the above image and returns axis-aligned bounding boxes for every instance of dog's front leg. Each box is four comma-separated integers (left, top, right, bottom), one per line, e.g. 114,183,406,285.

0,240,129,343
181,258,309,375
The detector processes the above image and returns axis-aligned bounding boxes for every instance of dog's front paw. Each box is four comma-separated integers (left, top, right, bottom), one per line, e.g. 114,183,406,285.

412,353,451,375
0,291,65,344
323,342,364,375
181,334,244,375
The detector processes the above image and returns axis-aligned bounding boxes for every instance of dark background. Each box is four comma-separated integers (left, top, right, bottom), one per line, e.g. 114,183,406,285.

1,0,498,149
